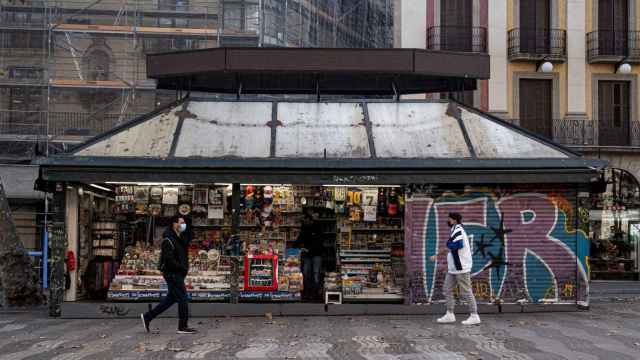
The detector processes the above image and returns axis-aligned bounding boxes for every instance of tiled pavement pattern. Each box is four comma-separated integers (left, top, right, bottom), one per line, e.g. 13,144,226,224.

1,301,640,360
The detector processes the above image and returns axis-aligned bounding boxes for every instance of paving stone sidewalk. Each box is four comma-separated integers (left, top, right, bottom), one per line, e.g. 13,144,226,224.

0,300,639,359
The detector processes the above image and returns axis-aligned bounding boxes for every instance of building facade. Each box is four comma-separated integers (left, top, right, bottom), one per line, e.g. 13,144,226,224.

396,0,640,280
0,0,394,162
0,0,394,253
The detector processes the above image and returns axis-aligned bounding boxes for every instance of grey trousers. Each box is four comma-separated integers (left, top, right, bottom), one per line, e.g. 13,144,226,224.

443,272,478,314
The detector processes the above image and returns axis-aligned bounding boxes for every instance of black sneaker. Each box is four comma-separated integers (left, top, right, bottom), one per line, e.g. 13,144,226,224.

140,314,150,333
177,327,197,334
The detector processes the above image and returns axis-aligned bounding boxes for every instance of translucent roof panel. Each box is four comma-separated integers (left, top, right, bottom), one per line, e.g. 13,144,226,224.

71,99,575,162
75,107,180,157
275,102,370,158
367,102,471,158
460,109,569,159
173,101,273,158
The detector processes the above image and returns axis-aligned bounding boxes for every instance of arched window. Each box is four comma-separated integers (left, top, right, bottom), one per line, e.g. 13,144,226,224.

85,49,110,81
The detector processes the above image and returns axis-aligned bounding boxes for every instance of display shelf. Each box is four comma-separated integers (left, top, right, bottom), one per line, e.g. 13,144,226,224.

342,293,404,301
340,259,391,263
244,255,278,291
240,291,301,302
108,290,231,302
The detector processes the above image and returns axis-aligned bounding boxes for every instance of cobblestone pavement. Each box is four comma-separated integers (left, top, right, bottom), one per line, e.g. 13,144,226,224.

1,301,640,360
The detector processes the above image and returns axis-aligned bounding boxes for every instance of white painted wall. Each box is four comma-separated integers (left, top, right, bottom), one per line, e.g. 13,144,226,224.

566,0,587,116
394,0,427,99
488,0,508,115
394,0,427,49
64,188,79,302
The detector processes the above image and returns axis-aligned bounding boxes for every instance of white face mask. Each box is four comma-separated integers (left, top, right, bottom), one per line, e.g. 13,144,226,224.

179,223,187,233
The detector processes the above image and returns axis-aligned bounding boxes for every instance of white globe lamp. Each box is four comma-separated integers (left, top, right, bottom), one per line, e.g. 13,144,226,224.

617,63,632,74
539,61,554,73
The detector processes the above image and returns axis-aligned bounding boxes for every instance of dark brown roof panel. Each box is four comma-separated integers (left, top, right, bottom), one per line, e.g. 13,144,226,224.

146,48,490,95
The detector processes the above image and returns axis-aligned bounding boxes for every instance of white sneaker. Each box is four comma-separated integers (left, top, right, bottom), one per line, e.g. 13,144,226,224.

437,312,456,324
462,313,481,326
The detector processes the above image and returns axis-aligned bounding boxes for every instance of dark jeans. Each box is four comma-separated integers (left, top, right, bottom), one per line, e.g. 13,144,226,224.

302,255,322,298
146,273,189,328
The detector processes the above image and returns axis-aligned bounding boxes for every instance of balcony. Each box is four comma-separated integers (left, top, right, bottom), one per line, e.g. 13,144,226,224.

587,31,640,63
427,26,487,53
509,118,640,148
508,28,566,62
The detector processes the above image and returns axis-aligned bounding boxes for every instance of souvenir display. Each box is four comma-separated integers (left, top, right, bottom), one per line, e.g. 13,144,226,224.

149,204,162,216
193,187,208,205
244,255,278,291
95,183,404,303
178,186,193,203
178,204,191,215
134,187,149,203
92,221,119,258
162,187,179,205
163,204,177,217
135,203,148,215
208,206,224,219
109,243,233,300
149,187,163,204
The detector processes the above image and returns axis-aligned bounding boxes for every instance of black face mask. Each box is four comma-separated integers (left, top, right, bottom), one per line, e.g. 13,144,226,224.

448,221,455,228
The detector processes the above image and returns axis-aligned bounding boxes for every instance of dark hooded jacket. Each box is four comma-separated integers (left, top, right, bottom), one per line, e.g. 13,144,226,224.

295,221,324,257
159,227,189,277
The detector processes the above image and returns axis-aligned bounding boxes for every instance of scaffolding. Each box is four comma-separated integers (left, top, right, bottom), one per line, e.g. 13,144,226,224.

0,0,394,160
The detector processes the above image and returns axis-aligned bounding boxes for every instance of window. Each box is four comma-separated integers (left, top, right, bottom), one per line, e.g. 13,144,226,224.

158,0,189,28
4,87,45,135
598,81,630,146
85,50,111,81
223,3,244,32
0,30,44,49
142,37,198,53
0,10,44,27
440,0,473,52
8,87,43,111
519,0,550,54
598,0,629,56
8,67,44,81
223,1,258,33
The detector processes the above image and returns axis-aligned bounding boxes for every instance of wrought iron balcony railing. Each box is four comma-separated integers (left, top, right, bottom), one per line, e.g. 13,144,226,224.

587,30,640,63
427,26,487,53
508,28,567,62
510,118,640,147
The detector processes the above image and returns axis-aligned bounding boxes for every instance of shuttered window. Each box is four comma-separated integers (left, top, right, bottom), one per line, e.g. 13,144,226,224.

519,0,550,54
440,0,472,52
598,0,628,56
519,79,553,139
598,81,630,146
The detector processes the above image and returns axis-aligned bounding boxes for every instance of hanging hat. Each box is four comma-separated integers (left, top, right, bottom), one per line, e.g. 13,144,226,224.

264,185,273,198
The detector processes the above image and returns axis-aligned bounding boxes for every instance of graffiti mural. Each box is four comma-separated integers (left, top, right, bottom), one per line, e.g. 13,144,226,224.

407,189,589,305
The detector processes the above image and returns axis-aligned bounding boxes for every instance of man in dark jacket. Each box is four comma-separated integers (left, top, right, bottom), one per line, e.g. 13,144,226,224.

141,215,196,334
295,211,324,300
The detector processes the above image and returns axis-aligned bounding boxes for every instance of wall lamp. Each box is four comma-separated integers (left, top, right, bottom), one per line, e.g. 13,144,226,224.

616,61,632,74
537,58,554,73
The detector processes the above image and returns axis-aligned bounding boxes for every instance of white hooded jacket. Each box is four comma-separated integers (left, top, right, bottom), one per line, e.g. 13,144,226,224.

446,224,473,274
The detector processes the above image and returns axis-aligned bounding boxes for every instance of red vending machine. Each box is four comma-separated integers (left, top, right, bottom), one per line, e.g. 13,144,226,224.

244,255,278,291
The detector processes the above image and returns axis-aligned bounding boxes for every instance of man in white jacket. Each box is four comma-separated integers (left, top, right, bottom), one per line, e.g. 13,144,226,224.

430,212,480,325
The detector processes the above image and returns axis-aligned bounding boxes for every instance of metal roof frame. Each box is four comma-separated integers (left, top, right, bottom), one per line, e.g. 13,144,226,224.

33,96,607,186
